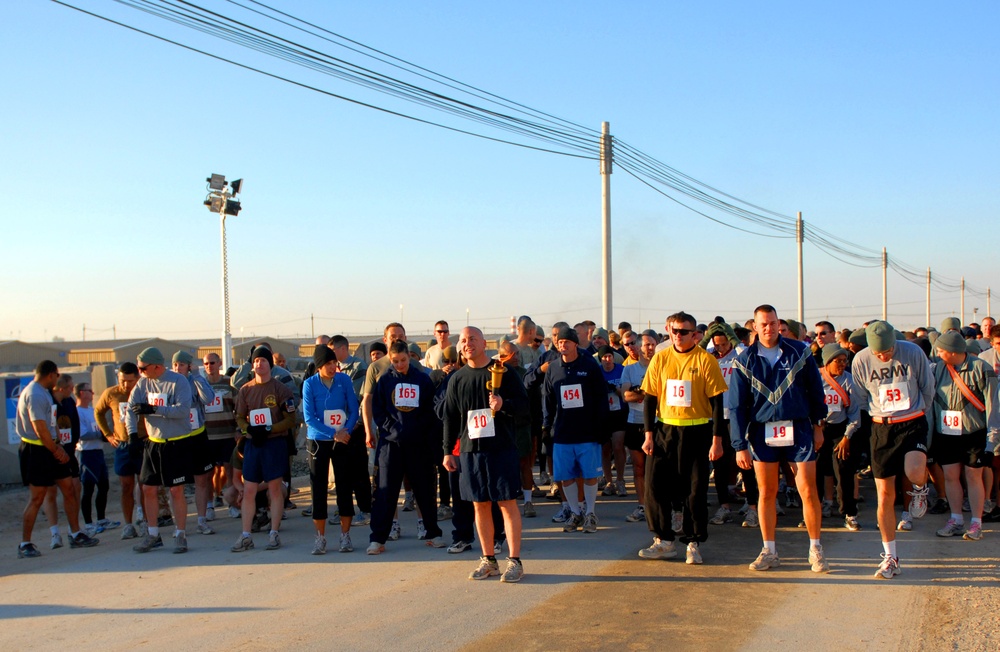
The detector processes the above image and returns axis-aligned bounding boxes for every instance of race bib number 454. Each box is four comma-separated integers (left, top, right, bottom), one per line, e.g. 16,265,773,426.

561,384,583,409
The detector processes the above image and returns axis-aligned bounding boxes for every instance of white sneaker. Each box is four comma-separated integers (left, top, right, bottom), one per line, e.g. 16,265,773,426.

907,485,929,519
625,506,646,522
935,518,964,537
742,508,759,528
709,506,733,525
205,507,216,522
685,542,703,565
50,533,63,550
388,520,401,541
874,553,900,579
638,537,677,559
809,544,829,572
749,547,780,571
897,511,913,532
228,506,241,519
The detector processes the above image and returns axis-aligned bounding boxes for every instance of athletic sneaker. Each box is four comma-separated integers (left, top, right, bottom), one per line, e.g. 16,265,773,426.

546,484,561,500
85,523,102,537
133,534,163,553
339,532,353,552
638,537,677,559
50,533,63,550
230,534,254,552
616,480,628,497
797,520,807,529
775,502,786,516
214,496,224,508
469,556,500,580
963,522,984,541
786,488,801,508
742,509,759,529
312,535,327,555
809,544,829,572
494,540,504,555
748,548,780,571
936,519,964,537
121,523,138,540
417,519,427,540
173,532,187,554
523,501,537,518
501,558,524,583
897,512,913,532
563,512,584,533
96,519,121,530
625,506,646,522
538,471,551,486
448,540,473,554
582,512,598,534
437,505,453,520
552,506,572,523
301,507,313,517
228,506,241,519
928,498,949,515
69,532,99,549
205,507,216,522
874,553,900,579
602,480,616,496
531,485,546,498
709,506,733,525
265,531,281,550
251,510,269,533
686,542,703,565
962,498,971,513
352,512,371,527
984,499,995,514
426,536,447,548
671,511,683,533
402,495,415,512
196,523,215,535
366,542,385,555
821,501,833,518
18,543,41,558
907,485,929,519
845,515,861,532
388,520,401,541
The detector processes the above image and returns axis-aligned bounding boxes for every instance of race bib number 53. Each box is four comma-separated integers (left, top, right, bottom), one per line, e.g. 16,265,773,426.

878,383,911,413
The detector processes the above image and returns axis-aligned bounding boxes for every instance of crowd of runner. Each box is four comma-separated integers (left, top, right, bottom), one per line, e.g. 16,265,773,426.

14,309,1000,583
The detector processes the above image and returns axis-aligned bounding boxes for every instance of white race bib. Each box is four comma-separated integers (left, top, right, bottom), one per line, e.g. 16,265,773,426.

561,384,583,409
204,392,225,414
666,379,692,408
118,402,128,422
467,408,496,440
58,428,72,445
608,392,621,411
824,389,843,414
248,408,272,427
764,420,794,447
50,405,58,430
878,383,911,413
147,392,168,408
940,410,962,436
324,409,347,431
189,409,202,430
719,361,734,382
393,383,420,408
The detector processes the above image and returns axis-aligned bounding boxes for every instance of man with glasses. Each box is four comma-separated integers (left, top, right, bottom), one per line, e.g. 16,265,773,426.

172,351,216,534
203,352,240,518
638,314,728,565
94,362,146,538
424,320,452,371
729,305,830,573
126,347,195,554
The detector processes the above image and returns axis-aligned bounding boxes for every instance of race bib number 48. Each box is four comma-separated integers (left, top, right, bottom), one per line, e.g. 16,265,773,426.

467,408,495,440
878,383,910,413
394,383,420,408
561,384,583,409
764,420,794,447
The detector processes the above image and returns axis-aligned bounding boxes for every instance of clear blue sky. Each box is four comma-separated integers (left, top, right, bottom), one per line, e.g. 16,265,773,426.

1,1,997,343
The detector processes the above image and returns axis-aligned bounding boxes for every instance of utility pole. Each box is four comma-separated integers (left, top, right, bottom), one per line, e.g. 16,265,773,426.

600,121,613,330
988,287,992,317
926,267,931,328
796,212,804,324
961,276,966,325
881,247,887,320
311,314,315,339
204,174,242,372
82,324,86,342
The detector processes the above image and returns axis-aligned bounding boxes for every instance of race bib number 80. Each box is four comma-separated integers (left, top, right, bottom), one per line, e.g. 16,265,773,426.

248,408,272,427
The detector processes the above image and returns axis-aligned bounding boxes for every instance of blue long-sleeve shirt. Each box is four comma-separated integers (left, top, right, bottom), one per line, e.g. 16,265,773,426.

303,372,360,441
543,352,610,444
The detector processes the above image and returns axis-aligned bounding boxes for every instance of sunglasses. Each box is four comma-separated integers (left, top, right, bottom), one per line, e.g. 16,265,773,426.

533,338,544,343
138,365,151,372
623,341,637,347
671,328,695,336
817,330,832,336
436,329,449,334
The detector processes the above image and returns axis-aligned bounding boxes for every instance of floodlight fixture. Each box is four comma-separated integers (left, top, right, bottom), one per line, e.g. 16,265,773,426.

207,173,226,191
230,178,243,195
224,199,241,216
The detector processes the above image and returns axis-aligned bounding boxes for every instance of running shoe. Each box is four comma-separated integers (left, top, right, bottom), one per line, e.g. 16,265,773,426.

775,502,786,516
312,534,327,555
121,523,138,540
50,533,63,550
786,488,801,508
963,522,984,541
366,542,385,555
625,506,646,523
230,534,254,552
936,519,964,537
686,542,703,565
426,536,447,548
469,556,499,580
671,511,683,533
821,501,833,518
928,498,949,515
228,506,241,519
907,485,929,519
709,506,733,525
17,543,41,558
205,507,216,522
538,471,551,486
563,512,584,533
582,512,598,534
301,507,313,518
402,494,415,512
638,537,677,560
353,512,371,527
552,506,572,523
265,531,281,550
96,519,121,530
389,520,401,541
173,532,187,554
437,505,453,520
874,553,900,579
749,547,780,571
962,498,971,513
809,544,829,572
602,480,616,496
69,531,100,549
133,534,163,553
85,523,102,537
500,558,524,583
494,539,504,555
522,501,537,518
448,540,473,554
546,484,561,500
196,523,215,535
984,499,995,514
897,512,912,532
845,515,861,532
214,496,224,508
417,519,427,540
742,509,759,529
616,480,628,497
339,532,353,552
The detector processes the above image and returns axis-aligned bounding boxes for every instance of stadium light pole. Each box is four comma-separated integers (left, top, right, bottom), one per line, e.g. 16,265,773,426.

204,174,243,371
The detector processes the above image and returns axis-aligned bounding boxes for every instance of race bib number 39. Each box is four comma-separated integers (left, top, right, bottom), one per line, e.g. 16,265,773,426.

394,383,420,408
561,384,583,409
764,420,794,447
940,410,962,436
824,390,842,414
467,408,496,440
324,409,347,431
248,408,272,427
666,379,692,408
878,383,911,413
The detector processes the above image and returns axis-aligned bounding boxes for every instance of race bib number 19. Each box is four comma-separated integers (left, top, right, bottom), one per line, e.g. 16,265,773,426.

561,384,583,409
764,420,794,447
467,409,496,440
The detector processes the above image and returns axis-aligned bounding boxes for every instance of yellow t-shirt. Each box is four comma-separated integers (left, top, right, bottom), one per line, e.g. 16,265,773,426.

640,345,727,421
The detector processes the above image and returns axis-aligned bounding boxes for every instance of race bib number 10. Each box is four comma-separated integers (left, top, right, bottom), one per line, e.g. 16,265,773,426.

394,383,420,408
248,408,272,427
764,420,794,447
561,384,583,409
467,409,496,440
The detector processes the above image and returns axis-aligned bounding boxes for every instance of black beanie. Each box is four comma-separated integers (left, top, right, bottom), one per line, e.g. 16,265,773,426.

313,344,337,368
251,345,273,369
556,325,579,344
